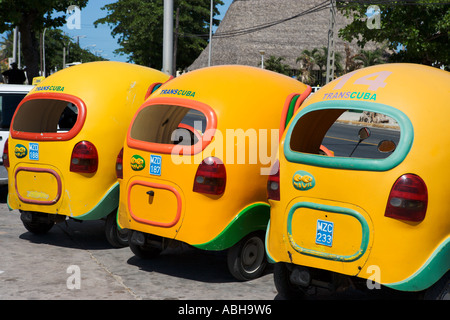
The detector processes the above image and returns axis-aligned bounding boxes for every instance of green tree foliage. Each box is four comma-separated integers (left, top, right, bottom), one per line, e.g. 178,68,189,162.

262,56,291,76
1,29,106,76
338,0,450,68
0,0,89,83
297,48,343,85
0,32,14,70
94,0,223,71
354,46,388,67
43,29,106,75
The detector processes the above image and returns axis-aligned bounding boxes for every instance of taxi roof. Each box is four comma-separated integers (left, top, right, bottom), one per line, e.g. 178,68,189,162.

27,61,168,102
150,65,309,129
304,63,449,117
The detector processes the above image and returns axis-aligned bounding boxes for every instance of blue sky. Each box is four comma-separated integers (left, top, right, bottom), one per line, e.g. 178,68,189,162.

63,0,233,63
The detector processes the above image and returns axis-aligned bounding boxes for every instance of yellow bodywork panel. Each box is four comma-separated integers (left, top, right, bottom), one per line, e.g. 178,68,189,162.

7,61,170,219
267,63,450,291
119,65,310,248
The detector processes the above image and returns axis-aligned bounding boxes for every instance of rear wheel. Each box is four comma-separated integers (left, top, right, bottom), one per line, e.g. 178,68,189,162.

424,272,449,300
273,263,306,299
227,232,267,281
105,211,128,248
20,211,54,234
128,231,162,259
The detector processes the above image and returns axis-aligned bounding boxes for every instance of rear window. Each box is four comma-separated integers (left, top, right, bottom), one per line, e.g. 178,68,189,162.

128,100,216,155
0,93,27,130
130,105,206,145
11,94,86,141
284,102,413,171
290,109,400,159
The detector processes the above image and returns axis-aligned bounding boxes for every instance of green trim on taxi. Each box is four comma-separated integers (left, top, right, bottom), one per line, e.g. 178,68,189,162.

284,100,414,171
75,182,119,220
287,202,370,262
193,202,270,251
384,238,450,292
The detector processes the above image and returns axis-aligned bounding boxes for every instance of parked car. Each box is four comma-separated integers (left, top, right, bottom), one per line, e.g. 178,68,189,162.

0,84,34,186
116,65,311,280
266,63,449,299
4,61,170,247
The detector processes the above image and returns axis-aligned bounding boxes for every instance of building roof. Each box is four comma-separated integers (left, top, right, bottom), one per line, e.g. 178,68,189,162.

188,0,370,71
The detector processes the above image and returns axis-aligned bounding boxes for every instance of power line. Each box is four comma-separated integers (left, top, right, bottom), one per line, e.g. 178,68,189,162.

178,1,330,39
178,0,449,40
337,0,450,6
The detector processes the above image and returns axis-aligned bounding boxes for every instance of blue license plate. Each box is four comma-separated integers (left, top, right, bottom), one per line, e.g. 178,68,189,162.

315,219,334,247
29,143,39,161
149,155,161,176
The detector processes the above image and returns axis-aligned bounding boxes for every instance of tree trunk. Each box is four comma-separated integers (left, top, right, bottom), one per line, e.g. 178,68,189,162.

19,20,40,84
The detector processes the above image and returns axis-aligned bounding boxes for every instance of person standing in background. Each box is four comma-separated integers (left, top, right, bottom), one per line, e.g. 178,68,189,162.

2,62,26,84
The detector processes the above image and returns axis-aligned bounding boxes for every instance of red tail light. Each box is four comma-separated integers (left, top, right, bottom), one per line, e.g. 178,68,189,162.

116,148,123,179
267,160,280,201
2,138,9,168
193,157,226,195
385,174,428,222
70,141,98,173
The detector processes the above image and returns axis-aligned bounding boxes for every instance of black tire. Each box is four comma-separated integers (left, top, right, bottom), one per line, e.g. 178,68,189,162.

424,272,449,300
20,211,54,234
227,232,267,281
128,231,162,259
273,263,306,299
105,211,128,248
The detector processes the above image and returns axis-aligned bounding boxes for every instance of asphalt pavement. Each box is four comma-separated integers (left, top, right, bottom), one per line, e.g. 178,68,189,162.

0,189,278,301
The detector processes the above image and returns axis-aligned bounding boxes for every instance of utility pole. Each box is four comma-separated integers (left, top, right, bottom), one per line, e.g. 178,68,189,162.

325,0,336,84
42,28,47,76
173,7,179,75
162,0,174,75
208,0,213,67
12,26,18,63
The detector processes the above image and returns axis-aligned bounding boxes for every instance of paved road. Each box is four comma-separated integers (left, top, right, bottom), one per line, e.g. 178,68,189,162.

0,191,277,301
323,122,400,158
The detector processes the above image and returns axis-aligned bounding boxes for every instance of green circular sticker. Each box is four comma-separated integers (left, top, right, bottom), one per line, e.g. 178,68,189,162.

130,155,145,171
14,144,28,158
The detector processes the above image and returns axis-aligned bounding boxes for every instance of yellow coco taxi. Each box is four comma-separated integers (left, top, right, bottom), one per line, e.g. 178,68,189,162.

4,61,170,247
116,65,311,280
266,63,450,299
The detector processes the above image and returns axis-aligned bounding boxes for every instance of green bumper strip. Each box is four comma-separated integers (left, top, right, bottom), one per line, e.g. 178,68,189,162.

74,182,119,221
285,95,299,129
193,202,270,251
265,220,276,264
385,238,450,292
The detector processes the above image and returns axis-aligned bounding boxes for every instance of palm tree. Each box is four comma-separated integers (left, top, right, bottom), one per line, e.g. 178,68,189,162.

297,47,343,85
344,43,362,73
312,46,343,85
0,31,14,72
355,47,388,67
296,49,317,84
263,55,291,76
313,47,327,84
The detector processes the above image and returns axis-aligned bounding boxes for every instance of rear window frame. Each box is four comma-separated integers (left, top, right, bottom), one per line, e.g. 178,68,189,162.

126,97,217,155
283,100,414,171
10,92,86,141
